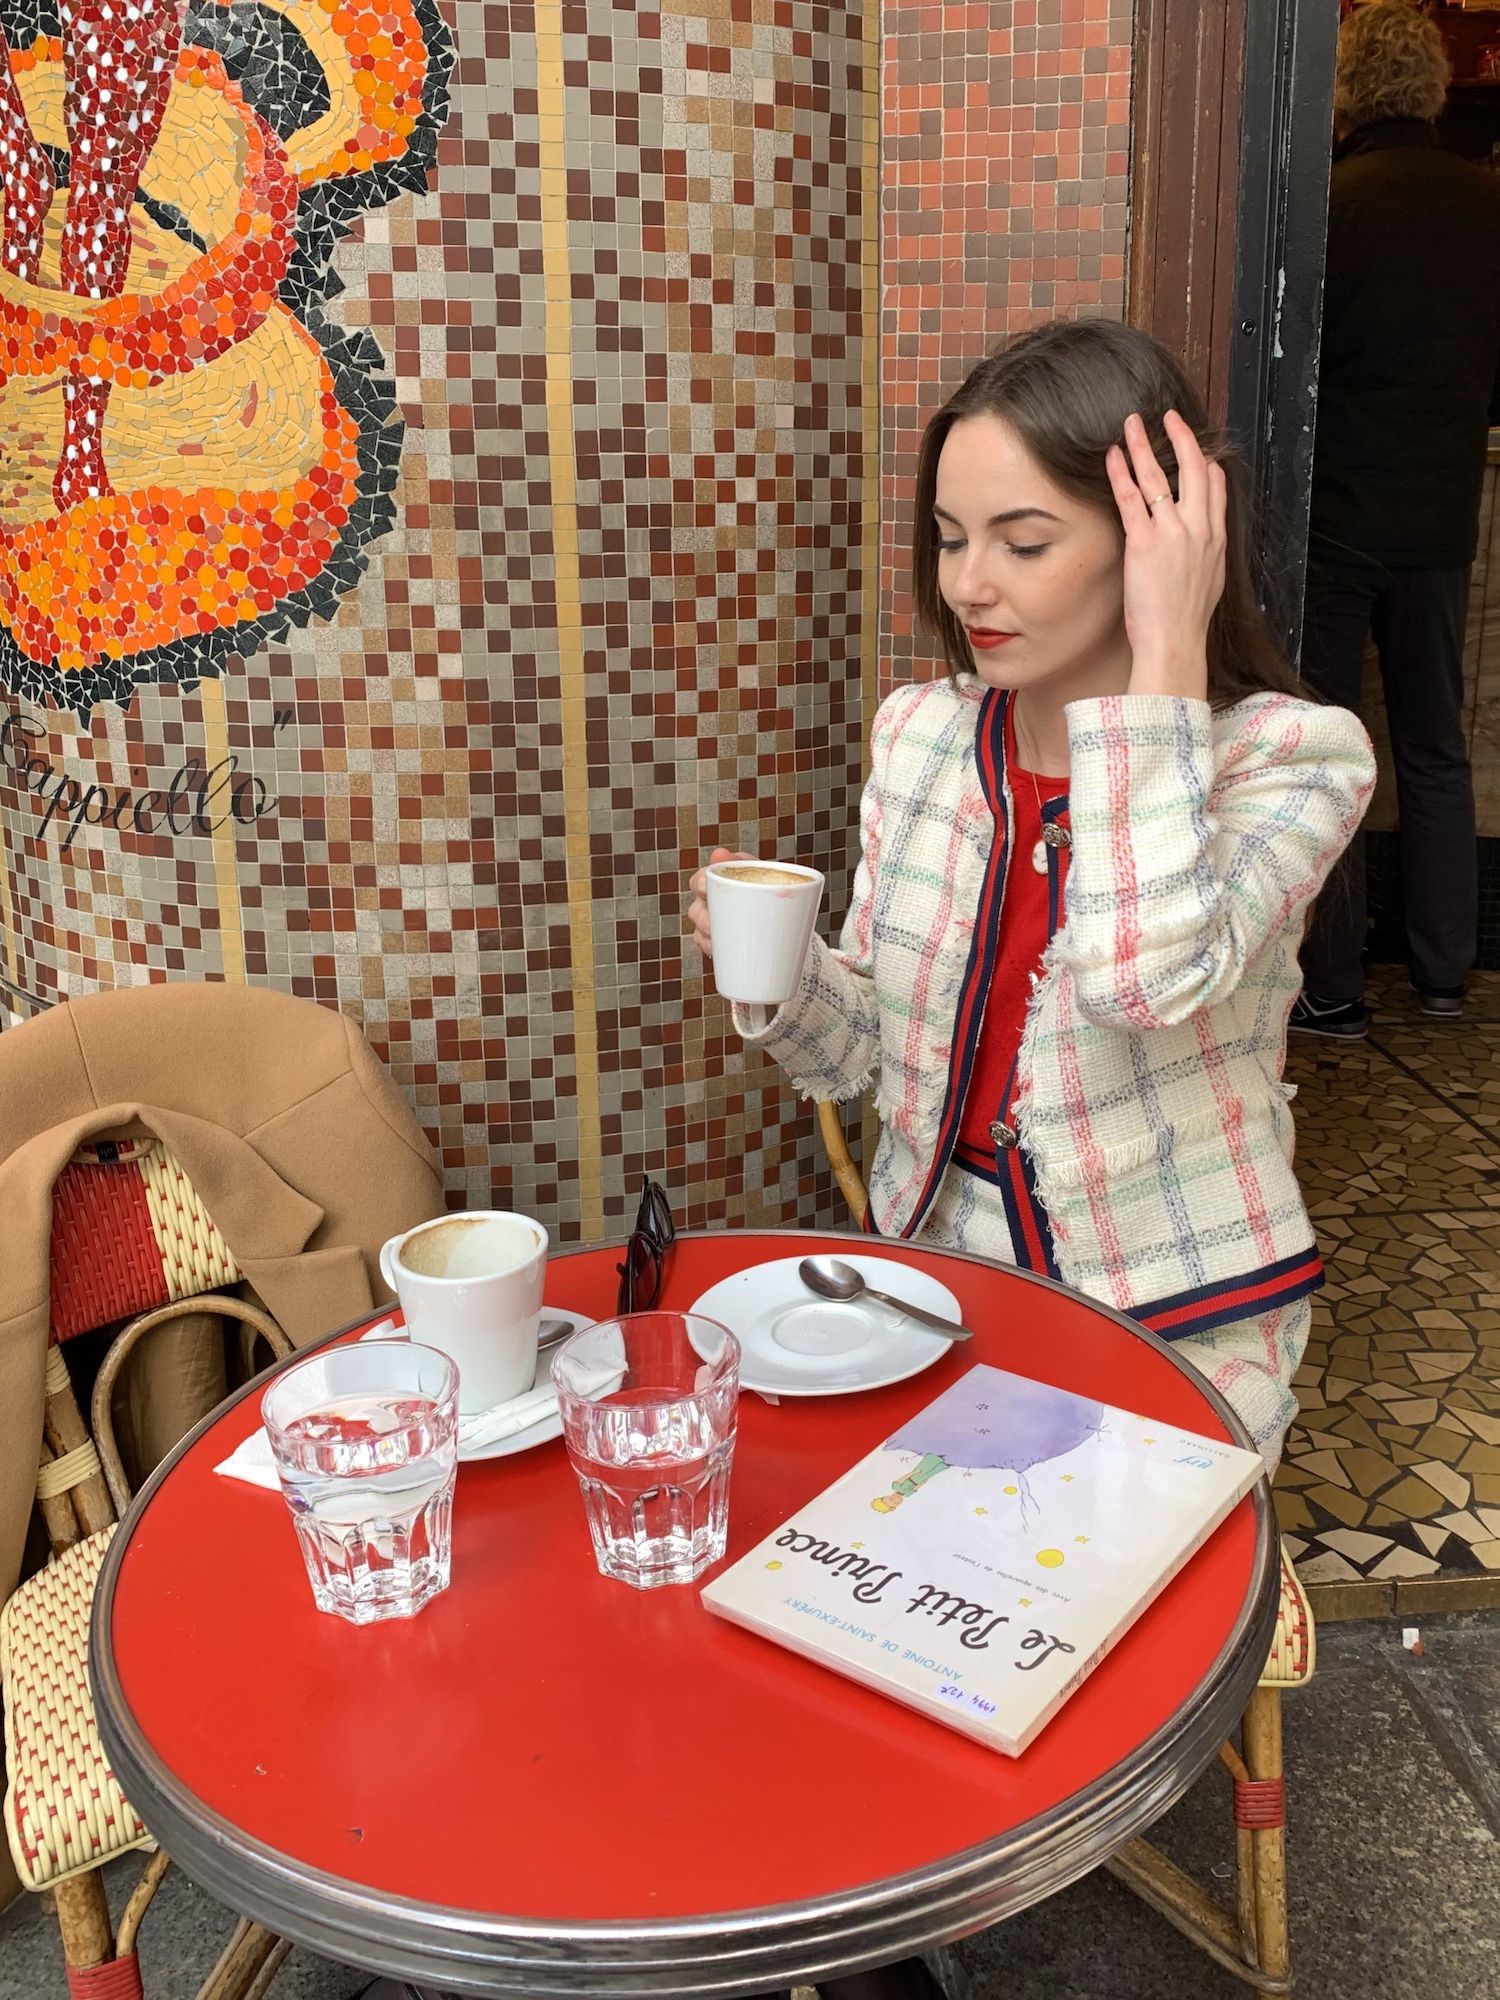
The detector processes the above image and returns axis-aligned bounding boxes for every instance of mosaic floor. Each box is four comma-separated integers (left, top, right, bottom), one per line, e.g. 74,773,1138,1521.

1280,964,1500,1617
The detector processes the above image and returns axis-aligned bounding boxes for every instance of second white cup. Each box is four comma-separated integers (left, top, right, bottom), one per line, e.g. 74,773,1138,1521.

378,1210,548,1414
705,857,825,1033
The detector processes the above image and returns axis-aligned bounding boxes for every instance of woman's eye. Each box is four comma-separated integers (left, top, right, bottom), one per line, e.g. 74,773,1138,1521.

936,536,965,555
1008,543,1048,559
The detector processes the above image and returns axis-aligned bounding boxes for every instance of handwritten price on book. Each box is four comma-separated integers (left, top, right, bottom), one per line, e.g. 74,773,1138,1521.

937,1686,997,1717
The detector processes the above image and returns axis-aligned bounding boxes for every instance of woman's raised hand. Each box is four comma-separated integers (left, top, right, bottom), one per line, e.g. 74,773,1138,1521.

1106,409,1226,702
685,847,752,960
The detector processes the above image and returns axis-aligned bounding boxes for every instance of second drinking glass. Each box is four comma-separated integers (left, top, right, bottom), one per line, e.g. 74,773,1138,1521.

551,1312,740,1588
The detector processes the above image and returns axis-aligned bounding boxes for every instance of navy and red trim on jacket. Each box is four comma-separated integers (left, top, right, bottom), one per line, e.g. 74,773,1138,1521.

949,767,1069,1282
864,685,1013,1239
861,686,1326,1338
1128,1247,1325,1339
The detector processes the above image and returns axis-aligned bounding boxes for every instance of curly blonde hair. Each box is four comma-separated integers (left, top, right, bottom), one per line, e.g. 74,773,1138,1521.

1336,4,1451,131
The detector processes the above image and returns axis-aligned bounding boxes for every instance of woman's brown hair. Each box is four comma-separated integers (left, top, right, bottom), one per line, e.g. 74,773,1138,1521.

911,318,1304,711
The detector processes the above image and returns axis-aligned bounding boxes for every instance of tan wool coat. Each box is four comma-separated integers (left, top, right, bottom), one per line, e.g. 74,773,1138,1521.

0,982,446,1607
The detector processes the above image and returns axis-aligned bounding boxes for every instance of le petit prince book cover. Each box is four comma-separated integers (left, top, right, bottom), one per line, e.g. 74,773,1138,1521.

701,1364,1263,1755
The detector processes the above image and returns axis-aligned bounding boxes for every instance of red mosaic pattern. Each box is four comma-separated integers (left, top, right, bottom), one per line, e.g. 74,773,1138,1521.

0,48,298,388
0,0,450,709
0,40,54,283
53,0,187,507
880,0,1134,681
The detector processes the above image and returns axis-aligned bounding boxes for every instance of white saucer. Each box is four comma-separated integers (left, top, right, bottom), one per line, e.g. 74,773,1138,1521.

458,1308,591,1462
688,1257,961,1397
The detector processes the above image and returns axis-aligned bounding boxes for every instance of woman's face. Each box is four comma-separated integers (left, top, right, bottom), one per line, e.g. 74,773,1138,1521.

934,412,1131,699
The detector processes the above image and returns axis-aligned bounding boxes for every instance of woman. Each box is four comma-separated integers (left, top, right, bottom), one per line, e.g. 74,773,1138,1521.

688,319,1375,1468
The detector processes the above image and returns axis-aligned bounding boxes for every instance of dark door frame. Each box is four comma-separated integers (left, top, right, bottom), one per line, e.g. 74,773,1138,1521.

1130,0,1340,666
1226,0,1341,661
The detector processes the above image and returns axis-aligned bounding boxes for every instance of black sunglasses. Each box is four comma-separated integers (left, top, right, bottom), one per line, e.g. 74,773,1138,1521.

615,1177,676,1314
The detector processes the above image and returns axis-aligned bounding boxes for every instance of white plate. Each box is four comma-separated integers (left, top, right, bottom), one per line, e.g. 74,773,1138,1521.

458,1308,591,1461
688,1256,961,1397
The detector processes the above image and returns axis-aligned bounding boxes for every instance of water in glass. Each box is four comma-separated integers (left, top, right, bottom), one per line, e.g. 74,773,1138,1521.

553,1313,739,1588
263,1342,459,1624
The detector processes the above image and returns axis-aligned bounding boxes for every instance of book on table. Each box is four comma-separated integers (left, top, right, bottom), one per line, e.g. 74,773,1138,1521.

701,1363,1264,1756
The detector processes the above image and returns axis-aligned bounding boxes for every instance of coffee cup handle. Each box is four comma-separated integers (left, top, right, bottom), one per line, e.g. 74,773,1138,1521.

378,1237,403,1296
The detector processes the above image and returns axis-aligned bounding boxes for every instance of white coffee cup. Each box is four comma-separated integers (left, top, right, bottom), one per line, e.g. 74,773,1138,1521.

378,1211,548,1415
705,858,825,1033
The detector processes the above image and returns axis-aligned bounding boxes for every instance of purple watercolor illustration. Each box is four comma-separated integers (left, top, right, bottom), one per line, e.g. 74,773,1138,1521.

873,1373,1104,1524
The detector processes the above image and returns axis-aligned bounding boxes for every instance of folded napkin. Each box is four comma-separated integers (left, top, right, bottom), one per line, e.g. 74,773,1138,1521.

213,1322,617,1488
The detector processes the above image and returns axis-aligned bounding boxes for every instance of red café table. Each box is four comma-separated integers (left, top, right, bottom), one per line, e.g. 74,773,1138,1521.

92,1231,1277,1999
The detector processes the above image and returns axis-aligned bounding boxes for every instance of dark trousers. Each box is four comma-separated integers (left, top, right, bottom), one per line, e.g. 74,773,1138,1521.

1298,559,1476,998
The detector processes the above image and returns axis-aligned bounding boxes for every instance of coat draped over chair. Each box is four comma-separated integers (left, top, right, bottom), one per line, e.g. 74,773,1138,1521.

0,981,446,1609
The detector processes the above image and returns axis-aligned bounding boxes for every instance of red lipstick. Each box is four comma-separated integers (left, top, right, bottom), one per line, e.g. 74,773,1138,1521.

966,628,1016,652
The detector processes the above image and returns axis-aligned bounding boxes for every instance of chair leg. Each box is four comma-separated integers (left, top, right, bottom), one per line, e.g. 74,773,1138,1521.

1218,1737,1258,1959
241,1939,293,2000
53,1868,115,1972
116,1850,172,1958
196,1920,286,2000
1240,1684,1290,1983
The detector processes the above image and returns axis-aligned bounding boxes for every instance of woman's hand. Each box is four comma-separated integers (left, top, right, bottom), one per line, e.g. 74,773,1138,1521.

685,847,753,959
1106,409,1226,701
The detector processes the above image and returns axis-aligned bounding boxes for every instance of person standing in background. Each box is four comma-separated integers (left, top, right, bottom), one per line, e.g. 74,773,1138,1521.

1293,2,1500,1039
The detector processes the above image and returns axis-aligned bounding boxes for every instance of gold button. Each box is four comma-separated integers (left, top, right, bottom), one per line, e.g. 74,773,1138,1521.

989,1121,1018,1149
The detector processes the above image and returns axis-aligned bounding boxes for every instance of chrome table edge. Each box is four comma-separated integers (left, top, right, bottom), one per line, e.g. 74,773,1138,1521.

93,1227,1278,1997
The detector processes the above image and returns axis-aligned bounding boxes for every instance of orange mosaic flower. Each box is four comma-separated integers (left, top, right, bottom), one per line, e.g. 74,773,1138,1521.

0,0,452,711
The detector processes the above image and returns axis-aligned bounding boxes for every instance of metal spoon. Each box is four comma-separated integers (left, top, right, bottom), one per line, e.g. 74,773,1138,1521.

797,1256,974,1340
537,1316,576,1351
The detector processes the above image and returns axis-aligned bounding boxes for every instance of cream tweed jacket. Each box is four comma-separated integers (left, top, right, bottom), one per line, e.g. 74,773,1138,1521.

742,676,1375,1340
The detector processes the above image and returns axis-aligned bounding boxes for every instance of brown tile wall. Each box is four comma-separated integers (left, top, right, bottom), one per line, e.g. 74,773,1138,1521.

880,0,1134,682
0,0,1136,1247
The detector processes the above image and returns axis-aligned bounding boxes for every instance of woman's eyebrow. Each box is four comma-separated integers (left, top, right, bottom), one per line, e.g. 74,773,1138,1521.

932,503,1063,527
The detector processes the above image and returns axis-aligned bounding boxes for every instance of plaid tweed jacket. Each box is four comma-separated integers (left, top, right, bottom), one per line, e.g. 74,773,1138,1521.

744,676,1375,1340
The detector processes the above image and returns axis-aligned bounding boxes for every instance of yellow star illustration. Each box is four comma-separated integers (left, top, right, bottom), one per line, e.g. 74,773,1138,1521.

1060,1473,1074,1483
1074,1535,1089,1544
851,1541,865,1550
1142,1437,1156,1446
974,1506,988,1517
1019,1597,1032,1608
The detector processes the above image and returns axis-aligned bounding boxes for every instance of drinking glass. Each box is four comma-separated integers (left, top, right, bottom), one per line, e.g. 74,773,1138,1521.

552,1312,740,1588
262,1340,459,1624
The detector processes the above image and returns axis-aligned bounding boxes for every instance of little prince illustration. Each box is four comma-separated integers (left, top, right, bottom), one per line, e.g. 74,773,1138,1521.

871,1377,1104,1523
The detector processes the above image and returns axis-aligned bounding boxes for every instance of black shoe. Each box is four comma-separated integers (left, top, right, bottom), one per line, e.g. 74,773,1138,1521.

1289,992,1369,1040
1411,980,1464,1020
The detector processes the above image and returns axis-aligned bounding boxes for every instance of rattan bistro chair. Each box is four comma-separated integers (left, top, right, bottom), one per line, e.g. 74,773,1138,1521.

0,1140,294,2000
816,1101,1315,1998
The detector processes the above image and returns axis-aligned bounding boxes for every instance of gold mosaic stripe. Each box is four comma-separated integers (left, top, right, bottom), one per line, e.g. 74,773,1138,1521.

0,798,19,991
860,0,881,739
534,0,605,1243
859,0,882,1173
197,676,246,984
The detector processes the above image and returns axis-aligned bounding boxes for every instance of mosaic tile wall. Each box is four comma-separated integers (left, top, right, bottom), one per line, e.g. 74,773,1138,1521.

0,0,1136,1246
879,0,1134,682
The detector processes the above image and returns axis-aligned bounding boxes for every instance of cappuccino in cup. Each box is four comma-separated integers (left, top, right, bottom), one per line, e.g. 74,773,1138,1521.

379,1209,548,1414
705,856,825,1032
398,1214,539,1281
711,863,809,888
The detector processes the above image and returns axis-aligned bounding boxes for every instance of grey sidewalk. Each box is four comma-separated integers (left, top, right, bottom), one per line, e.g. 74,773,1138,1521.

3,1614,1497,2000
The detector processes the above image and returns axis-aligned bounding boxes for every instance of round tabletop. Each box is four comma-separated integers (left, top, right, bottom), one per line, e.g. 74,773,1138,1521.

93,1231,1276,1999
